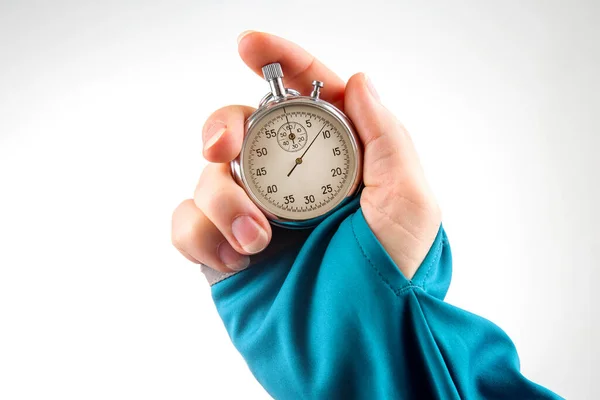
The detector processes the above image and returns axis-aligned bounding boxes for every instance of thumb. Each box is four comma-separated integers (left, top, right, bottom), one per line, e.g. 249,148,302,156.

344,73,441,279
344,72,396,146
344,73,424,189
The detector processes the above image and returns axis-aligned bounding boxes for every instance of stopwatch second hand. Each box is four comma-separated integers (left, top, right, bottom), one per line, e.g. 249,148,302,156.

287,123,326,177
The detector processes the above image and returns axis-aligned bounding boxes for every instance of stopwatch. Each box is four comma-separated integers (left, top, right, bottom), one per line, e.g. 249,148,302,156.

231,63,363,228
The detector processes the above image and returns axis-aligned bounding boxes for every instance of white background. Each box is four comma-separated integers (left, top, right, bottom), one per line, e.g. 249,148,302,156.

1,1,598,398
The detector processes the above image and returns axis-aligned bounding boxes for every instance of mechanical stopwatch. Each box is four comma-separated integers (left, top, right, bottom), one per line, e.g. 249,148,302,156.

231,63,363,228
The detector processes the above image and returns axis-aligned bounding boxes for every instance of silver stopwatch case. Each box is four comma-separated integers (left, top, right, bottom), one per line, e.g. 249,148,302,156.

231,63,363,229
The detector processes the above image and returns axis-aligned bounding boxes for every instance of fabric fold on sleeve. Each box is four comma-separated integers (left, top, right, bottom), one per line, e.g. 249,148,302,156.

207,196,562,399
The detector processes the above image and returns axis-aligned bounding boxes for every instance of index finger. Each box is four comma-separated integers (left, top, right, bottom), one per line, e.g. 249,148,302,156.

237,31,346,110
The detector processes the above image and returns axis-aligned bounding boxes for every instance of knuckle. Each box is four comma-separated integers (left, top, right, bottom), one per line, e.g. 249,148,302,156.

171,199,209,257
170,200,194,251
195,164,220,195
171,213,204,254
204,186,237,219
194,165,237,213
171,225,188,252
171,229,186,252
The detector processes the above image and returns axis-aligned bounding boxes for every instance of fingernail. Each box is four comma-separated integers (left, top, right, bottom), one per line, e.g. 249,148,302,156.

204,121,226,151
365,74,380,102
218,241,250,271
231,216,268,254
237,30,255,44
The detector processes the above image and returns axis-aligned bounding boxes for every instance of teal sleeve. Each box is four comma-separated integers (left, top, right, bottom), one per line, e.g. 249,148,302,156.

207,196,562,399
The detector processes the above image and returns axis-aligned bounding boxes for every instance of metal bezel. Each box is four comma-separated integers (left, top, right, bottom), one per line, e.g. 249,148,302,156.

231,95,363,229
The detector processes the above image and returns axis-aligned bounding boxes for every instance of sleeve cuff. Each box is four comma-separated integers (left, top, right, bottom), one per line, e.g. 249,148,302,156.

350,208,451,300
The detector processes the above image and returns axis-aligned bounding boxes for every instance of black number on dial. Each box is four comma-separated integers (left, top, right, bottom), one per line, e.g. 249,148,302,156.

331,167,342,177
332,147,341,156
284,195,295,204
267,185,278,194
323,130,331,139
265,129,276,138
321,184,332,194
256,167,267,176
304,195,316,204
256,148,268,157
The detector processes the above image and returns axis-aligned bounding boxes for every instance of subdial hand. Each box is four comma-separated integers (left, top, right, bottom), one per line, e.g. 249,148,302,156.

287,123,326,177
283,108,297,146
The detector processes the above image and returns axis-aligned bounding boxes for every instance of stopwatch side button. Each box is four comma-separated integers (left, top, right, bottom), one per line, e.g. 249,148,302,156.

311,80,324,100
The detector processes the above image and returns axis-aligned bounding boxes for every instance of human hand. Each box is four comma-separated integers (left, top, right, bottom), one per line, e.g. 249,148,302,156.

171,31,441,279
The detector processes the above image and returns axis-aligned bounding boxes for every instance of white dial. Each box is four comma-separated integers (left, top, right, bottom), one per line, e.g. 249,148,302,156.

241,102,359,222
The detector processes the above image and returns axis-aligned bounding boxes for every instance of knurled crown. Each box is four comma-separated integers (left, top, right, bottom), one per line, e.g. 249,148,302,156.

262,63,284,81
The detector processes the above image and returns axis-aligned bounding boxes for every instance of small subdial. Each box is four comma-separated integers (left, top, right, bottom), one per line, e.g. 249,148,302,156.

277,122,308,152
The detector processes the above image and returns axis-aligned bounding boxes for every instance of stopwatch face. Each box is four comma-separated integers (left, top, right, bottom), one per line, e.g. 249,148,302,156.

239,101,360,224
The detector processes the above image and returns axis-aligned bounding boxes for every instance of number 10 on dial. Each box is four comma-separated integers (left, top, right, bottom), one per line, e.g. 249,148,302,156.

231,63,363,228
